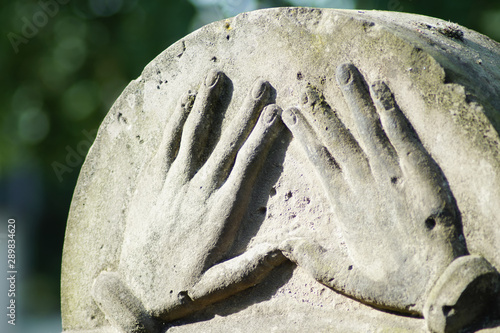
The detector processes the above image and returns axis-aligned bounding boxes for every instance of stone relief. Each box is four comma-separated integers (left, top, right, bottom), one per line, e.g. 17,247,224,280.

281,63,500,333
90,65,500,333
62,7,500,333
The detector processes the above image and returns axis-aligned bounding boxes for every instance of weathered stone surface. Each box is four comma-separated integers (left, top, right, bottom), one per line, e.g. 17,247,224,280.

62,7,500,333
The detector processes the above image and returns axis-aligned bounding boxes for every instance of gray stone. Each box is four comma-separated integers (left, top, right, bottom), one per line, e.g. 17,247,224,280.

61,7,500,333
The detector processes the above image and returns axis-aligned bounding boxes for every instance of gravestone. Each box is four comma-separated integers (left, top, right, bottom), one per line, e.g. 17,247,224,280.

61,7,500,333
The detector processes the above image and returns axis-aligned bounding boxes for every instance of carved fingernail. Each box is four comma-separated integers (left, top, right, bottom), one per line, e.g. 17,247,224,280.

180,93,189,106
336,63,354,85
252,79,269,99
262,104,281,124
284,107,298,125
205,70,221,87
180,92,195,108
301,92,309,105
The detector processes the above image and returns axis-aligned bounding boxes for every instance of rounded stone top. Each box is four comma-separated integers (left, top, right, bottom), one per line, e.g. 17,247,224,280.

62,7,500,332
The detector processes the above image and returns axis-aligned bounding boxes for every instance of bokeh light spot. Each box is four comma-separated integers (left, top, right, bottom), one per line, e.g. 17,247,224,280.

12,85,43,113
53,37,87,74
17,109,50,144
53,16,88,42
61,81,99,121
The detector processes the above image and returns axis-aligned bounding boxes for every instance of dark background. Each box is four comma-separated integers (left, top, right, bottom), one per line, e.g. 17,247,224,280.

1,0,499,331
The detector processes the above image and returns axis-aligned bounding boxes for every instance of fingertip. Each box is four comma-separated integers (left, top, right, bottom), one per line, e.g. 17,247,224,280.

252,79,270,100
204,69,224,88
261,104,282,125
180,91,196,109
300,91,309,105
282,107,299,127
336,63,356,86
301,85,320,106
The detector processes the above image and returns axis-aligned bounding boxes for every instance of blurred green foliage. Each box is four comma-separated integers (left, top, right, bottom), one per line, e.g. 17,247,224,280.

1,0,197,321
0,0,498,323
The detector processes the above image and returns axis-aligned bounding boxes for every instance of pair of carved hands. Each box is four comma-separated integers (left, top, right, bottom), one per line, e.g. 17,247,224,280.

93,65,498,333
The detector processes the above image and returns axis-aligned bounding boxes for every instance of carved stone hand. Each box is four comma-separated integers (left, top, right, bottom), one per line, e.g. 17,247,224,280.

91,70,285,333
281,63,500,333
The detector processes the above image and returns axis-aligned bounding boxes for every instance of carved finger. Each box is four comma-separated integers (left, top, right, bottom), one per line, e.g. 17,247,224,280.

200,105,284,267
92,272,158,333
143,92,196,189
160,92,196,169
198,78,271,192
299,85,371,183
371,81,424,160
371,80,463,242
131,92,196,200
282,106,346,196
223,104,284,191
336,63,400,178
188,243,286,313
371,81,441,180
172,70,225,181
154,244,285,323
371,81,452,184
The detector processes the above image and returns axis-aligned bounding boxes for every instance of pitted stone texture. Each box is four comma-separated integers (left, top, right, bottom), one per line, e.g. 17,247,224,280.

62,7,500,332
